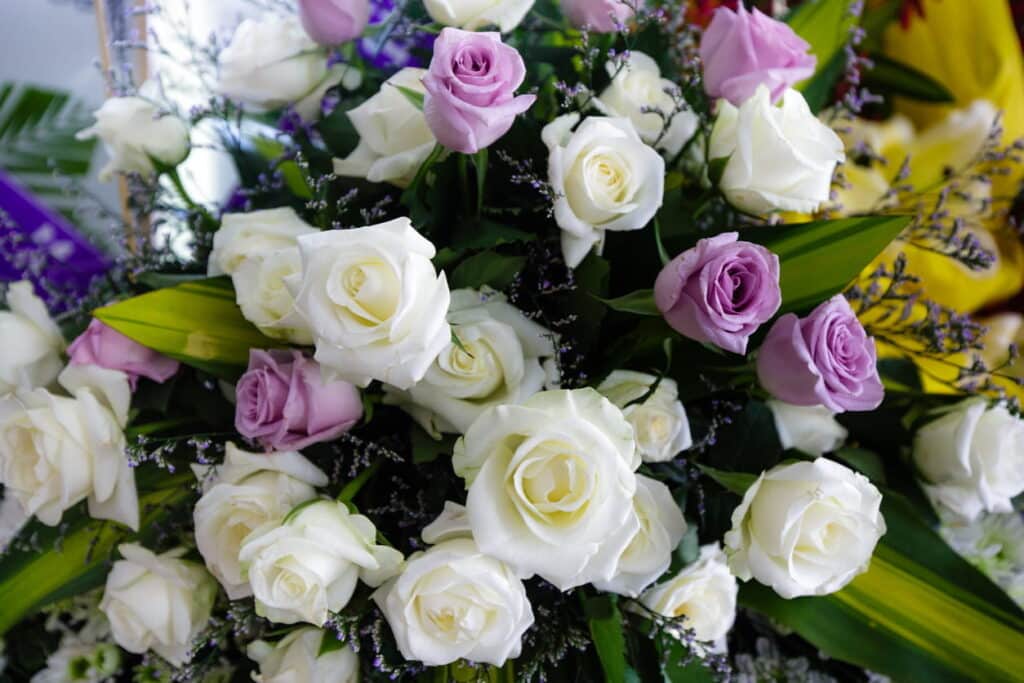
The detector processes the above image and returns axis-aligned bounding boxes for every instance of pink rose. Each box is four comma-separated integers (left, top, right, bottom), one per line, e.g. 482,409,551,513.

654,232,781,355
298,0,370,46
700,6,816,106
756,295,884,413
68,319,180,389
235,349,363,451
423,28,536,154
562,0,640,33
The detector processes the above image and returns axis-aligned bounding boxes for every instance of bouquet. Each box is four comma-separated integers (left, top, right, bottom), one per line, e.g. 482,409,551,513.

1,0,1023,681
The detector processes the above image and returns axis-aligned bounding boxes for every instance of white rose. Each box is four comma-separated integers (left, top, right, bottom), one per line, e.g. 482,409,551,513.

596,52,698,158
192,443,328,599
385,288,556,435
290,217,451,390
453,388,640,589
594,475,687,597
239,499,403,626
638,543,737,648
217,16,358,120
912,400,1024,520
724,458,885,598
709,86,844,215
248,627,358,683
374,536,534,666
0,281,64,394
544,114,665,268
768,400,848,456
423,0,534,32
333,67,436,187
100,544,217,667
76,96,190,182
598,370,692,463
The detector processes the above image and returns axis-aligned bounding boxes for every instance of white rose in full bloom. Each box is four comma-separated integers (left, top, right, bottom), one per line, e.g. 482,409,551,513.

598,370,692,463
290,217,451,390
596,52,698,158
239,500,403,626
638,543,737,648
594,475,687,597
76,96,190,181
374,524,533,666
209,207,318,344
248,628,358,683
100,544,217,667
724,458,885,598
709,86,844,215
0,281,64,394
192,443,328,599
453,388,640,590
768,400,848,456
217,15,359,120
912,400,1024,520
543,114,665,268
333,68,436,187
385,288,556,435
423,0,534,32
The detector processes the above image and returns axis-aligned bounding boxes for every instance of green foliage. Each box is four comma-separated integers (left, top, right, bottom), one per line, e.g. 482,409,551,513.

584,594,629,683
862,54,956,103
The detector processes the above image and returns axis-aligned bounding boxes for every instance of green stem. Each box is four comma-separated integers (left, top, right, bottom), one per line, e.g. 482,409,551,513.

337,460,382,504
166,168,198,210
125,416,201,439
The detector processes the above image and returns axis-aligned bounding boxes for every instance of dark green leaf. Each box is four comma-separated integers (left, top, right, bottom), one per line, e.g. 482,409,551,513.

863,54,955,103
135,271,205,290
449,251,525,290
707,155,729,187
833,447,887,483
599,289,659,316
786,0,857,90
586,595,628,683
393,84,425,111
698,466,757,495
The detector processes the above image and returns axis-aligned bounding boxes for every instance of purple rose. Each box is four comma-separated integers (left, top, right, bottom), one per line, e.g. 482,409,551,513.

423,28,536,154
700,6,816,106
562,0,640,33
756,295,884,413
298,0,370,46
235,349,363,451
654,232,781,355
68,319,180,389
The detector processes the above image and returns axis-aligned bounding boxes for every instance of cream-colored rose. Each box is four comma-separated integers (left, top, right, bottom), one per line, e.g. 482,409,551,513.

385,288,556,435
913,400,1024,520
598,370,692,463
543,114,665,268
454,388,640,589
333,67,436,187
638,543,737,648
239,500,403,626
423,0,534,32
192,443,327,599
594,475,687,597
768,400,848,456
709,86,844,215
100,544,217,667
0,281,64,394
290,217,451,389
248,628,358,683
724,458,885,598
596,52,698,157
76,96,190,181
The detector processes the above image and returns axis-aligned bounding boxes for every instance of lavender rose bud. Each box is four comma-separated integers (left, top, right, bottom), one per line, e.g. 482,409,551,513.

423,28,536,154
654,232,781,355
68,319,180,389
235,349,363,451
562,0,640,33
298,0,370,46
700,5,816,106
756,295,884,413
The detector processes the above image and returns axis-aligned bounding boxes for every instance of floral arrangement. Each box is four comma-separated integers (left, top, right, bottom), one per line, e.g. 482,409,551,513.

2,0,1024,682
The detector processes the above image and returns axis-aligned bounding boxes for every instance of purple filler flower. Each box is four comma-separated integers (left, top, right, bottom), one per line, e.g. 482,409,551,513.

757,294,884,413
235,349,363,451
654,232,781,355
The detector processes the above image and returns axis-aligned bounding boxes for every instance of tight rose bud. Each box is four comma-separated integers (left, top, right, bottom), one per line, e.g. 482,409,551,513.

700,5,816,106
298,0,370,46
757,295,884,413
423,28,536,154
655,232,781,355
235,350,363,451
68,320,180,390
562,0,640,33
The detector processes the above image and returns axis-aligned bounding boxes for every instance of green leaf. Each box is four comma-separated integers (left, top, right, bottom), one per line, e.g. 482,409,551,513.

833,446,887,483
698,465,757,495
94,277,279,380
656,636,715,683
252,136,313,200
585,595,628,683
863,53,956,103
599,289,659,316
707,155,730,187
410,425,456,464
393,84,425,111
786,0,857,91
135,271,205,290
449,251,525,290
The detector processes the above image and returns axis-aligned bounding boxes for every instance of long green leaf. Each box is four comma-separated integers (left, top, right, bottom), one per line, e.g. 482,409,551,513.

94,277,279,379
585,595,629,683
786,0,857,87
862,53,956,103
